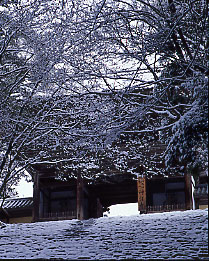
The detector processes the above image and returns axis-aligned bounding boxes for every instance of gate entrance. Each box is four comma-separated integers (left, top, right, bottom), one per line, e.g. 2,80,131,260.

32,166,192,222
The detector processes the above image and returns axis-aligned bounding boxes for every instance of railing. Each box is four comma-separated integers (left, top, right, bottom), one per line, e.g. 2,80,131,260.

194,184,208,196
147,203,186,213
41,210,77,221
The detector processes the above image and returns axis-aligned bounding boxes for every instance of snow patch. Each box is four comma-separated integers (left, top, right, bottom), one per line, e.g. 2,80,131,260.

0,210,208,260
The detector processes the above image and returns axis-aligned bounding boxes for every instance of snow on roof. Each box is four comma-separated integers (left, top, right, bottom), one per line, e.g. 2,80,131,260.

0,197,33,210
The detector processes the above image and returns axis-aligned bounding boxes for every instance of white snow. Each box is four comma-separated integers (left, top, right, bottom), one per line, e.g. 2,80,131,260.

0,209,208,260
108,203,139,217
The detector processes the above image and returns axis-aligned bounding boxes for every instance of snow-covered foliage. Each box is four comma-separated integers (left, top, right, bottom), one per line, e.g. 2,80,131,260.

165,74,208,176
77,0,208,176
0,1,93,198
0,0,208,198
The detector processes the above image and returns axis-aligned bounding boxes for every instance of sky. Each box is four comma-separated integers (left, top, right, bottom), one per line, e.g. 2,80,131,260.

16,176,33,198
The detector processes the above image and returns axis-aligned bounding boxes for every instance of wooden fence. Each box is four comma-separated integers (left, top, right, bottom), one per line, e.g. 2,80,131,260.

146,204,186,213
41,210,77,221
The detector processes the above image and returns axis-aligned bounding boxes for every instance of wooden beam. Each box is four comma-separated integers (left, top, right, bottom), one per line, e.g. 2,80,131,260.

138,177,147,213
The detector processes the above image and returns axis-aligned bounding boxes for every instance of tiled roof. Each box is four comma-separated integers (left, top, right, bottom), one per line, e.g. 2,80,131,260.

0,197,33,210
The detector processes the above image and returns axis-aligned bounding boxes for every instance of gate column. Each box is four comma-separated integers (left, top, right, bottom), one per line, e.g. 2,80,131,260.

33,172,40,222
77,173,85,220
138,176,147,214
185,173,193,210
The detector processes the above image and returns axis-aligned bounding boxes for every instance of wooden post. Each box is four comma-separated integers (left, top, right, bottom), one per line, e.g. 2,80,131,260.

33,172,40,222
185,174,193,210
137,177,147,213
77,173,84,220
96,198,103,218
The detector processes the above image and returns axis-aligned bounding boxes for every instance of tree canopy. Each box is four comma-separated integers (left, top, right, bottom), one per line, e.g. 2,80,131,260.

0,0,208,199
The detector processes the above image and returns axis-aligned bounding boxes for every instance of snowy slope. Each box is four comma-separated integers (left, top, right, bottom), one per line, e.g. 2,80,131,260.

0,209,208,260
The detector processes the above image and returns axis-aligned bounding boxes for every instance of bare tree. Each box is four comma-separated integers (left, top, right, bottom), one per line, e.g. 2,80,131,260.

0,0,208,201
0,0,118,198
71,0,208,177
0,1,82,198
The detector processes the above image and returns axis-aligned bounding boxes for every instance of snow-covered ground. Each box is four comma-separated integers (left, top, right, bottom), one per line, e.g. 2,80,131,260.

0,209,208,260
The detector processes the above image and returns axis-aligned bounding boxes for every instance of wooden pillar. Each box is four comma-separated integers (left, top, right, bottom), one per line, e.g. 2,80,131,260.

33,172,40,222
96,198,103,218
88,193,98,219
48,189,51,216
77,173,84,220
185,174,193,210
138,177,147,214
